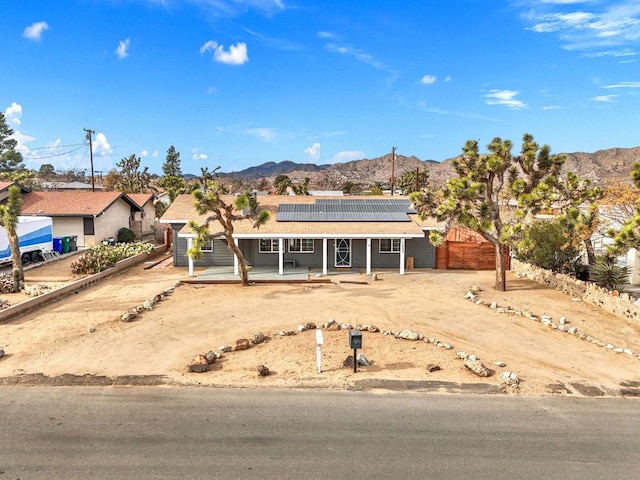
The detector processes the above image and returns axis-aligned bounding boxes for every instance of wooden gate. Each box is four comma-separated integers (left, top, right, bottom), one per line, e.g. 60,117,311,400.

436,241,510,270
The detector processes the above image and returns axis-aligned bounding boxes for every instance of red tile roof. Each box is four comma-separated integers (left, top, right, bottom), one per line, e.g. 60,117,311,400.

127,193,155,208
21,191,140,216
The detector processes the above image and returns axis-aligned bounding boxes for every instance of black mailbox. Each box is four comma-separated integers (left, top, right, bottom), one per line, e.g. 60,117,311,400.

349,330,362,349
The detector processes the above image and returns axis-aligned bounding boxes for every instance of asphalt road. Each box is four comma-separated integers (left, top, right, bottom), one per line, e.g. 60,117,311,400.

1,387,639,479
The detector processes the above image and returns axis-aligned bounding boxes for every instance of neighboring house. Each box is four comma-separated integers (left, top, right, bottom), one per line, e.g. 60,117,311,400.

127,193,156,240
0,181,30,202
160,194,443,277
41,181,105,191
20,191,142,247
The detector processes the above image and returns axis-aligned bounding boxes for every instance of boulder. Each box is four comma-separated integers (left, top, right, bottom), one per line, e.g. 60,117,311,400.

121,312,136,322
426,364,441,372
204,351,218,364
235,339,250,351
251,332,266,345
396,329,420,341
357,353,370,366
464,356,490,377
188,354,209,373
257,365,270,376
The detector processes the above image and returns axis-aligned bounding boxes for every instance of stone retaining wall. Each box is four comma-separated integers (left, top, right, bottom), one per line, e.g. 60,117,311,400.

511,259,640,323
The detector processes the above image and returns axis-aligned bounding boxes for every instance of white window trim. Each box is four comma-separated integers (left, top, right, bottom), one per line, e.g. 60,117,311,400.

201,238,214,252
259,238,279,253
288,238,314,253
379,238,401,253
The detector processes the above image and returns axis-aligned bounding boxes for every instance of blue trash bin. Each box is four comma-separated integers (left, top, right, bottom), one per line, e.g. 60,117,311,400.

53,237,62,254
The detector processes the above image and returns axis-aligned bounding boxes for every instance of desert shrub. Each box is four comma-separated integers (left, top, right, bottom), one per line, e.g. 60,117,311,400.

589,255,629,292
117,227,135,243
71,243,155,274
512,218,581,273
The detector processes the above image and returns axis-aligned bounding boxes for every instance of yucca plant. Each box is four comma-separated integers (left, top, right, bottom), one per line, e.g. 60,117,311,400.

589,256,629,292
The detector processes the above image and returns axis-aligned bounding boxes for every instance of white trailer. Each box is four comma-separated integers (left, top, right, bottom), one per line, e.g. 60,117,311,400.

0,216,54,265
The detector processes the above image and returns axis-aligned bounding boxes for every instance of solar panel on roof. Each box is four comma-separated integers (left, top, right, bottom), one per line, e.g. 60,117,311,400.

277,201,411,222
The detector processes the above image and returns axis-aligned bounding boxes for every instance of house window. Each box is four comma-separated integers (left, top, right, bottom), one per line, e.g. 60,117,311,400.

289,238,314,253
259,239,279,253
379,238,401,253
201,238,214,252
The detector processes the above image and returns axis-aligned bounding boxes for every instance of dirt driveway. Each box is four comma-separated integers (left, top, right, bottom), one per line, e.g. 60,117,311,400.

1,254,639,396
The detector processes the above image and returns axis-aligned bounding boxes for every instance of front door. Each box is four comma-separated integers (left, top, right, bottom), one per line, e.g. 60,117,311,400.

335,238,351,267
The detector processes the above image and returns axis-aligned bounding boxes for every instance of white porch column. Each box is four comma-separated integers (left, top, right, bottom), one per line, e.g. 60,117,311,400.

278,237,284,275
187,237,195,277
233,238,239,276
400,238,406,275
322,238,328,276
366,238,372,275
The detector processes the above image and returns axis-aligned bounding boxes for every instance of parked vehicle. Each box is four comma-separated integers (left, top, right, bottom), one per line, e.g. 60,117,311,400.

0,216,53,266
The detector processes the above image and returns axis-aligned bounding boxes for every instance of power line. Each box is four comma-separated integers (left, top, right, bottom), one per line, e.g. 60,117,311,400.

26,144,87,159
27,143,85,151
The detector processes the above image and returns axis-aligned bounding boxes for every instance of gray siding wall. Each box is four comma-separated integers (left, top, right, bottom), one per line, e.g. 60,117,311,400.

250,239,324,268
171,223,234,267
406,236,436,268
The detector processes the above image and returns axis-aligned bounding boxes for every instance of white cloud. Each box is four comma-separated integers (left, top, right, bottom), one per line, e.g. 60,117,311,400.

304,142,321,162
444,75,452,82
592,94,618,102
524,2,640,50
23,21,49,41
200,40,249,65
5,102,23,126
325,43,393,74
93,133,113,156
484,89,527,109
152,150,159,157
140,150,149,157
330,150,366,163
420,74,437,85
317,31,338,39
603,81,640,88
116,38,130,59
245,128,276,142
192,153,208,161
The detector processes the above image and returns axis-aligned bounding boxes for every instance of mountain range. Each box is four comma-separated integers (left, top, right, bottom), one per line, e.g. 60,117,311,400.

216,146,640,190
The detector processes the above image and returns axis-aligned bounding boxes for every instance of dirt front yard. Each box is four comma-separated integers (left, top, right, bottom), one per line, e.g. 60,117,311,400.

1,254,639,396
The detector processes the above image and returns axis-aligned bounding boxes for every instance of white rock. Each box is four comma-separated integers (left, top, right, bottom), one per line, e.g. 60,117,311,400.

490,302,498,309
559,316,567,325
494,361,506,367
297,324,307,332
623,349,633,355
456,351,467,359
568,327,578,335
614,347,624,353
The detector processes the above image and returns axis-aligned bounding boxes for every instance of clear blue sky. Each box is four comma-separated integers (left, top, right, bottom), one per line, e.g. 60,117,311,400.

2,0,639,176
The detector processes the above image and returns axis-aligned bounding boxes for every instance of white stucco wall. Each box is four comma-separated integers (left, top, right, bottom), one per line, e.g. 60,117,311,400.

52,217,85,247
94,199,133,244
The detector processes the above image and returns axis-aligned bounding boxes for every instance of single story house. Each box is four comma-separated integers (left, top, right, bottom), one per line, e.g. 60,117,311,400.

160,194,443,277
0,181,30,202
128,192,156,240
21,191,143,247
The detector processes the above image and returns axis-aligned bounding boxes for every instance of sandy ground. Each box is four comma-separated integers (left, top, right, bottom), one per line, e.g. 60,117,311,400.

1,253,640,397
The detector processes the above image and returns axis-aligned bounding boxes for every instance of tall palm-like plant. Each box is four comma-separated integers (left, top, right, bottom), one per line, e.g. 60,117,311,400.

0,185,24,292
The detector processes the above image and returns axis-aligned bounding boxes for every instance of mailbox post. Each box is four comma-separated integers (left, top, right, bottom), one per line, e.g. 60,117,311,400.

348,330,362,373
315,329,324,373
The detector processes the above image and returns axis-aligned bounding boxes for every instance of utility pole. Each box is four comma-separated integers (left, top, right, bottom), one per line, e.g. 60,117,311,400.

390,146,397,196
84,128,96,192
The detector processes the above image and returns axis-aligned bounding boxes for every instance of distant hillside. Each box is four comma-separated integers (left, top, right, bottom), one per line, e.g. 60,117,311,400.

209,146,640,189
